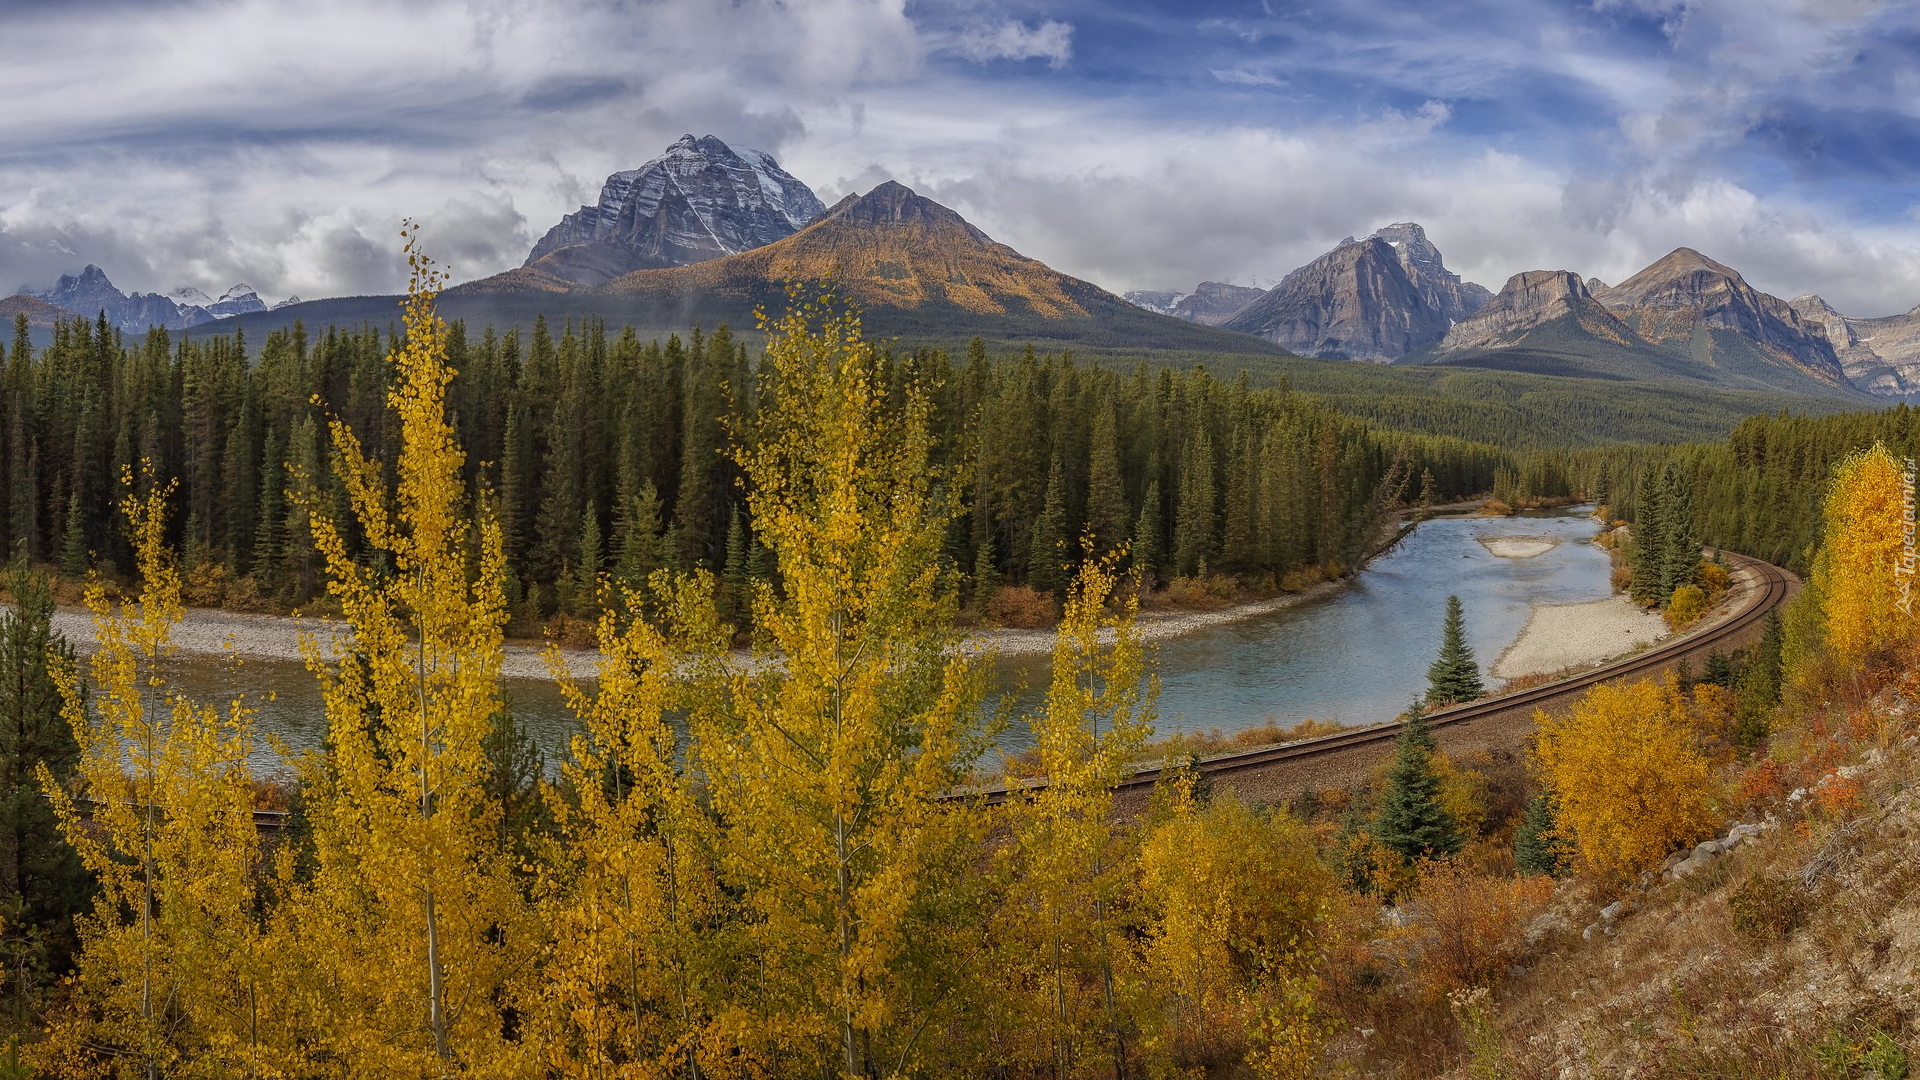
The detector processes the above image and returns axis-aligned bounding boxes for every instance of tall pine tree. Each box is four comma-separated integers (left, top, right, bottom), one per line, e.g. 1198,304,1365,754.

1374,700,1461,863
1425,594,1485,705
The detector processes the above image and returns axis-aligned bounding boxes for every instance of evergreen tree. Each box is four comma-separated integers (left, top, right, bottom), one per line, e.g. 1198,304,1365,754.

0,558,88,1010
1173,427,1216,577
1132,478,1162,588
1028,454,1069,595
613,481,668,594
58,489,87,576
1629,462,1668,606
1425,594,1485,705
1083,405,1127,556
1657,461,1698,601
573,501,602,616
1373,700,1461,862
1513,793,1567,877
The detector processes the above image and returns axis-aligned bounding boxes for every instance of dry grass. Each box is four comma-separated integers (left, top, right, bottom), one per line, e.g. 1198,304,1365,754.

1418,674,1920,1080
1142,716,1352,762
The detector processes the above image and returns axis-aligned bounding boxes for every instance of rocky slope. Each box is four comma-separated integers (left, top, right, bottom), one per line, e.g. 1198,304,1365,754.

1371,221,1493,325
1220,224,1489,361
0,293,71,331
523,134,826,287
1436,270,1639,355
420,181,1287,352
1592,248,1848,388
1123,281,1266,325
1792,295,1920,397
20,267,277,332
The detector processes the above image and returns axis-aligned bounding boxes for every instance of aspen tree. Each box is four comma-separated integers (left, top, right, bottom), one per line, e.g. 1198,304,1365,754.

995,552,1153,1079
38,473,272,1077
1533,677,1715,884
535,575,735,1077
290,227,532,1076
697,291,987,1077
1812,443,1911,668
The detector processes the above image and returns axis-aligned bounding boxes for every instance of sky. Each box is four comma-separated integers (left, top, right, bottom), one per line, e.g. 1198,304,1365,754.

3,0,1919,316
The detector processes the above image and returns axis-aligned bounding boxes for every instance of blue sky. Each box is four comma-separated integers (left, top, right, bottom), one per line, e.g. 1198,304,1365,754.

3,0,1918,314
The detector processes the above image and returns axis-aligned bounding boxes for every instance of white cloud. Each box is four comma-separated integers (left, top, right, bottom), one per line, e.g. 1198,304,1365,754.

948,19,1073,67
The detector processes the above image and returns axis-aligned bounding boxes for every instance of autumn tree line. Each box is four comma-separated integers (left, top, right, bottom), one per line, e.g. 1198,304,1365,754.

3,247,1918,1076
0,309,1502,632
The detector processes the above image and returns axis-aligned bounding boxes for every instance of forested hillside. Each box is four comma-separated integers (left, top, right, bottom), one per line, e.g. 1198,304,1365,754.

0,311,1500,628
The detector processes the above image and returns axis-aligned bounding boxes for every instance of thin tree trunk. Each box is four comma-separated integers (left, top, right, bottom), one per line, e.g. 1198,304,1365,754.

419,591,450,1069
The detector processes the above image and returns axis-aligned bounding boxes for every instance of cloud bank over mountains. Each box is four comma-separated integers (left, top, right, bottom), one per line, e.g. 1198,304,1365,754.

3,0,1917,317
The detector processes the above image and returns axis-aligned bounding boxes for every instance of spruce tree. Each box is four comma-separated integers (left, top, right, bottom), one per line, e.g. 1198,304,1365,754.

1629,462,1667,606
1513,793,1567,877
1132,478,1162,588
0,558,89,996
1657,461,1698,601
1374,700,1461,862
1425,594,1484,705
1173,427,1216,577
1083,406,1126,556
1027,455,1069,596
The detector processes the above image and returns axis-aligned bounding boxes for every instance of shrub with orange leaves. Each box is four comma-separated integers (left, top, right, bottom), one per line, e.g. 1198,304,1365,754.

1533,677,1718,884
1408,860,1555,1004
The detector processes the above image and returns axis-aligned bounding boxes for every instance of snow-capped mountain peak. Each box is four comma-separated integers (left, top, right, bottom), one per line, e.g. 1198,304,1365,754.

522,134,828,286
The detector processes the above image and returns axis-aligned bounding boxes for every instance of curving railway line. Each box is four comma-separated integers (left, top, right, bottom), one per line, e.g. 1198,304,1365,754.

228,553,1793,827
979,551,1796,810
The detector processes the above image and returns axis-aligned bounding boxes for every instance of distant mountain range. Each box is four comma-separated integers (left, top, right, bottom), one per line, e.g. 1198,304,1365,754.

13,133,1918,399
12,265,295,333
1139,225,1913,399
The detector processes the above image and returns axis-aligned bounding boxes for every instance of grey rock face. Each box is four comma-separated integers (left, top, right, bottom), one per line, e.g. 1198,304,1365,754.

1221,223,1489,361
1792,294,1920,397
1370,222,1492,325
1438,270,1641,353
1223,237,1440,360
25,265,215,332
1123,281,1265,325
1593,248,1847,385
525,134,826,287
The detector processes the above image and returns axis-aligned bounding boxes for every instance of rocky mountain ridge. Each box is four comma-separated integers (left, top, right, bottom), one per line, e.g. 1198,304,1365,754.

1207,223,1490,361
18,266,280,332
1121,281,1265,325
522,134,826,287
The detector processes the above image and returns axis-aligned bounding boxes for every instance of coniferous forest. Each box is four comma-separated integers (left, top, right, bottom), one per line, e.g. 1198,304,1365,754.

0,310,1504,631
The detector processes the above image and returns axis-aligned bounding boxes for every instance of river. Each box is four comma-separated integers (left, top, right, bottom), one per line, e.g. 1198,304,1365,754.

144,506,1613,774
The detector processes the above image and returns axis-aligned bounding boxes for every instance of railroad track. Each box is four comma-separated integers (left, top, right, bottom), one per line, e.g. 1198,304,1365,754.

972,551,1794,804
190,554,1796,827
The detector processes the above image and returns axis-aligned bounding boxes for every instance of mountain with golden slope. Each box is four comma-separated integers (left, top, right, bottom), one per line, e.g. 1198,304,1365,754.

452,181,1281,351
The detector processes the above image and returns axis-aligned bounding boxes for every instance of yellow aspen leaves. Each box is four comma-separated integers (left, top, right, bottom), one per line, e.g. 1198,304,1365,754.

993,551,1154,1076
37,473,272,1077
287,224,534,1077
1533,677,1717,884
1814,443,1913,667
693,290,989,1077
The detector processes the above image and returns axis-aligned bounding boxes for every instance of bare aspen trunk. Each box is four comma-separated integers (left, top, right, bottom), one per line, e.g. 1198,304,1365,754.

420,599,450,1069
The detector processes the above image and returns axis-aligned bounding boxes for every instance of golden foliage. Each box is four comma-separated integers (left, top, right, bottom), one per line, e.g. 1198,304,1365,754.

992,551,1154,1076
1664,583,1706,630
1533,677,1718,884
691,289,989,1076
286,225,534,1074
1812,443,1912,668
1137,794,1334,1075
37,473,273,1077
533,575,738,1076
